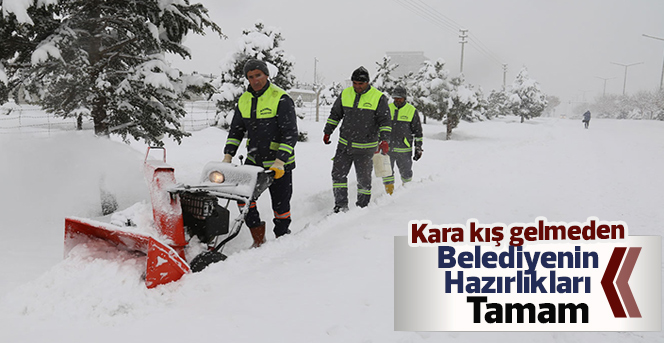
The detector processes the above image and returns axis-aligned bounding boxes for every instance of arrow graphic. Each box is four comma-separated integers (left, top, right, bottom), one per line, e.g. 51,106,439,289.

602,247,626,317
617,247,642,318
601,247,642,318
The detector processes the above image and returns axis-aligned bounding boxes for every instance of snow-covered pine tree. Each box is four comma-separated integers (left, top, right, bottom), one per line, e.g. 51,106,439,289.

486,90,511,119
213,21,296,127
0,2,62,104
2,0,223,144
508,67,547,123
395,71,415,90
473,86,488,120
319,81,344,106
372,55,399,96
411,58,452,123
445,75,482,140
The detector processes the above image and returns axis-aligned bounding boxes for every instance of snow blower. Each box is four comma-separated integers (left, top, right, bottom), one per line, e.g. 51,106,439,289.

64,147,273,288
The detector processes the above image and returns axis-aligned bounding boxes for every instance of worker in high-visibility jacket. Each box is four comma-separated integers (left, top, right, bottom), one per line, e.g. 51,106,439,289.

222,59,298,248
323,66,391,213
382,85,423,195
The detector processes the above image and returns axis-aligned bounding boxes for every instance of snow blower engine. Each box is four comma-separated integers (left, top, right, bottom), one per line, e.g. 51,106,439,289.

64,147,273,288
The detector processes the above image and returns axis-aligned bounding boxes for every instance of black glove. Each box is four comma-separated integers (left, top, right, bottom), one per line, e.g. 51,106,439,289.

413,146,423,161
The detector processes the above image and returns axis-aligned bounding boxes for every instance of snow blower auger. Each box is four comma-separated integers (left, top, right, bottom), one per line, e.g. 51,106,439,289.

64,147,274,288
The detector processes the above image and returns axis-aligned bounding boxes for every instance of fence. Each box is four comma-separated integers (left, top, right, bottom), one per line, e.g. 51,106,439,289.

0,104,84,136
0,100,331,136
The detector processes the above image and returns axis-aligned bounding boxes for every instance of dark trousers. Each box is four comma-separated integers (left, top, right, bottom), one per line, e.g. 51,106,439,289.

382,152,413,185
241,170,292,237
332,149,373,208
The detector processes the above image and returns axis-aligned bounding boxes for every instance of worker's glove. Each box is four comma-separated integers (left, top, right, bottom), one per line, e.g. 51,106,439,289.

413,147,423,161
222,154,233,163
269,159,285,179
323,134,331,145
378,140,389,155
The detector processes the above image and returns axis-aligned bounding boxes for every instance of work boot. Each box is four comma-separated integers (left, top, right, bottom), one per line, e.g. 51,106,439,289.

384,184,394,195
249,222,266,248
333,205,349,213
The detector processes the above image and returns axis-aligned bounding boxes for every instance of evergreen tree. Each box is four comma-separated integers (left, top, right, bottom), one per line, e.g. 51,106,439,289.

372,55,399,95
1,2,62,104
213,21,296,127
508,67,547,123
396,71,415,90
319,81,343,106
1,0,223,144
446,75,484,140
411,59,451,123
486,90,511,119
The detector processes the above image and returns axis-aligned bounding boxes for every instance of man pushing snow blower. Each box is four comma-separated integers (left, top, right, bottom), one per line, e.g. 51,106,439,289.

222,59,298,248
63,59,297,289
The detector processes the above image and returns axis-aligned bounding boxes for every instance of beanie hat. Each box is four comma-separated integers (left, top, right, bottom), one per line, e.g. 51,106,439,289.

392,86,407,98
243,59,269,77
351,66,370,82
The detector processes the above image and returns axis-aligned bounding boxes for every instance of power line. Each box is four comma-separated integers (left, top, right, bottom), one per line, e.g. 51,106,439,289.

407,0,503,64
392,0,505,67
392,0,458,36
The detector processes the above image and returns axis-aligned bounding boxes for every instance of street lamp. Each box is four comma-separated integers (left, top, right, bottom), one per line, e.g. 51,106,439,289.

610,61,643,95
642,34,664,91
595,76,616,96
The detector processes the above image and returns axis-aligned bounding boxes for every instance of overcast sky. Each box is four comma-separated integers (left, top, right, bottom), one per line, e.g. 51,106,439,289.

172,0,664,108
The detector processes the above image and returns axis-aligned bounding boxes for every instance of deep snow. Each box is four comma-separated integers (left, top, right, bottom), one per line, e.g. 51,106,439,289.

0,112,663,342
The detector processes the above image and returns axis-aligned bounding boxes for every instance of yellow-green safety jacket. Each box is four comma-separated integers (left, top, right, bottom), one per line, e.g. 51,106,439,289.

323,85,391,154
224,82,298,170
388,101,423,153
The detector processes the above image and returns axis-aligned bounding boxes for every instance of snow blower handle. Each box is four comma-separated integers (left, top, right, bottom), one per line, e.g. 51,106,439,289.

145,146,167,163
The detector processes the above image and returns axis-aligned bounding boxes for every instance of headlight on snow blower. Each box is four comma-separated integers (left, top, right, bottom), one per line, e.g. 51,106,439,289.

208,171,225,183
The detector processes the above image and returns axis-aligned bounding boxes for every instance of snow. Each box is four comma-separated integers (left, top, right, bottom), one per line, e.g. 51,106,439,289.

454,85,477,105
0,110,663,342
0,62,7,85
134,56,185,93
2,0,36,24
30,41,62,65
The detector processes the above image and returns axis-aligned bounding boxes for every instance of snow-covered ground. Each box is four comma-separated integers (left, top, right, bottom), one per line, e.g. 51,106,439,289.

0,113,662,342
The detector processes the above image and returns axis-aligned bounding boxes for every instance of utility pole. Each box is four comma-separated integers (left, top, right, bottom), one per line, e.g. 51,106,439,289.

642,34,664,91
595,76,616,96
314,57,320,122
459,29,468,74
502,64,508,90
610,61,643,95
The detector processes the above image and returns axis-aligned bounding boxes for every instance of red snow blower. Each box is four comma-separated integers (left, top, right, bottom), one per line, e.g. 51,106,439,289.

64,147,273,288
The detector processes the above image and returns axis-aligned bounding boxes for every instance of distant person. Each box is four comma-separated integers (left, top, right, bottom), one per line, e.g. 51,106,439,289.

323,66,391,213
582,110,591,129
382,86,423,195
222,59,298,248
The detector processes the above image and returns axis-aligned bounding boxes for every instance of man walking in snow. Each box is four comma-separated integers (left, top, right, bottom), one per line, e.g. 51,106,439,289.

323,66,391,213
582,110,591,129
382,86,423,195
222,59,298,248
